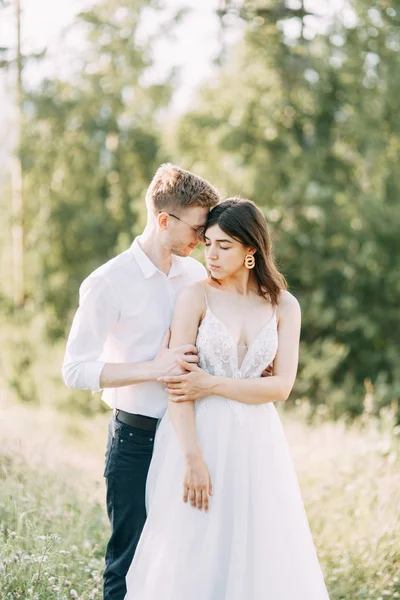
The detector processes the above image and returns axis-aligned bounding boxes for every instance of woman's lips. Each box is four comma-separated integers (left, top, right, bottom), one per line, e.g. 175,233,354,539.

208,264,220,270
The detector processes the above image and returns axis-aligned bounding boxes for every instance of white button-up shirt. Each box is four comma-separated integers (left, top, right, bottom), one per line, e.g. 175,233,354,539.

62,238,207,418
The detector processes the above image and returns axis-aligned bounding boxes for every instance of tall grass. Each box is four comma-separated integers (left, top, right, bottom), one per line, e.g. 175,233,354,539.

0,403,399,600
0,406,109,600
0,455,105,599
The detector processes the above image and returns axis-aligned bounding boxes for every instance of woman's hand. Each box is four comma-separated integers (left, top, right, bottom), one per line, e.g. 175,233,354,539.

159,360,215,402
183,453,213,512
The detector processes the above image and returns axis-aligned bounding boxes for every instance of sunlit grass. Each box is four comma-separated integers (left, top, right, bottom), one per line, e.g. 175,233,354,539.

285,406,400,600
0,403,399,599
0,405,108,600
0,456,105,599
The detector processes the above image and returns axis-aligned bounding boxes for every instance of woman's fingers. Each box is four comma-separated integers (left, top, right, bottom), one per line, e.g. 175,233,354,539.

202,487,210,512
166,384,183,392
195,489,203,510
158,375,185,383
184,485,210,512
188,487,196,508
169,395,188,403
180,344,198,355
183,354,199,364
168,392,185,400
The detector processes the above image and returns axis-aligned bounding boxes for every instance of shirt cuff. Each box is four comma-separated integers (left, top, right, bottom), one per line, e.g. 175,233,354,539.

84,360,106,393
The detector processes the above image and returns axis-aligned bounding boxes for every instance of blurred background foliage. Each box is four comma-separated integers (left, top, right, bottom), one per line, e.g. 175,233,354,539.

0,0,399,421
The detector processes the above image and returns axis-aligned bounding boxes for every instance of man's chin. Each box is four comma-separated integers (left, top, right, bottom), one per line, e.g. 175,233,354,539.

172,245,196,257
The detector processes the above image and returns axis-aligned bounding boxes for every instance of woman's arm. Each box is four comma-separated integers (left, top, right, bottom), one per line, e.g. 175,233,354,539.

161,291,301,405
167,282,213,511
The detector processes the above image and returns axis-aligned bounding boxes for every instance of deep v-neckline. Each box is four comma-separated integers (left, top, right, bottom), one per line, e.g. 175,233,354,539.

202,307,276,373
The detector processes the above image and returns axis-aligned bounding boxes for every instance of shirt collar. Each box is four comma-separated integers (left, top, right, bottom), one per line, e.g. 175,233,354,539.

168,255,186,279
130,237,186,280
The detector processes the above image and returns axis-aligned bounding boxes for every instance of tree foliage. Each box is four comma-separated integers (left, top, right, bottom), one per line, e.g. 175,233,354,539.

1,0,399,419
173,0,400,417
21,0,172,337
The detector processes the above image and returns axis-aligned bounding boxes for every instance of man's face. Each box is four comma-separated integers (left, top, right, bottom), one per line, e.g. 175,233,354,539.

164,206,209,257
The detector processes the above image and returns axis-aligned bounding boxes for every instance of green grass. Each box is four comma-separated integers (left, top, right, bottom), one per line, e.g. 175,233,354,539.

0,404,399,599
0,454,105,599
0,406,108,600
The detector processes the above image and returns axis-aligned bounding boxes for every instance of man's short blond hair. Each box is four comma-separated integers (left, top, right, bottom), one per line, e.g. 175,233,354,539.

146,163,220,214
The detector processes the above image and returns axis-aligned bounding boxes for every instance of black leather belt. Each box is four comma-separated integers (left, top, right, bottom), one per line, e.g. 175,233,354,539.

115,409,158,432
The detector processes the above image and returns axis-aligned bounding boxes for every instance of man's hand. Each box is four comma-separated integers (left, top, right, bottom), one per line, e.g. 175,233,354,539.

183,453,213,512
261,363,273,378
158,359,213,402
153,330,199,379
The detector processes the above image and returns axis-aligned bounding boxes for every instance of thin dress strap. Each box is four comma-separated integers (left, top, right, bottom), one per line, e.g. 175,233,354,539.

199,282,209,309
272,302,278,324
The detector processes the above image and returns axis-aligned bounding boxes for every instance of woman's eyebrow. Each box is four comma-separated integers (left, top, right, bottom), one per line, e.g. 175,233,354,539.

204,236,233,243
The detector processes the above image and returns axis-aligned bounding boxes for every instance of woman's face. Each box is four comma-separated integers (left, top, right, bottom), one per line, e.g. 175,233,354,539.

204,224,253,280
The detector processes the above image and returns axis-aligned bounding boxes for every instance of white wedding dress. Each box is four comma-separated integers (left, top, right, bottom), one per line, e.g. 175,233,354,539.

125,297,330,599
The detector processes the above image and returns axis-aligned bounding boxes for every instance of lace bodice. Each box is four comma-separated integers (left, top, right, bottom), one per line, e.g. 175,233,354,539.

195,306,279,421
197,308,278,380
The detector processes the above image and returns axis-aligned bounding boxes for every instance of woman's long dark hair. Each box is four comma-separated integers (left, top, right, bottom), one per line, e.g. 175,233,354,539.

205,198,287,306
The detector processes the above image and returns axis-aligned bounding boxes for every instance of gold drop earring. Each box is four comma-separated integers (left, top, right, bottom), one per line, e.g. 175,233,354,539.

244,254,255,269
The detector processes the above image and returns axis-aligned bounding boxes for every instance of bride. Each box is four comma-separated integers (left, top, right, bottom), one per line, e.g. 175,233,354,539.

125,198,330,599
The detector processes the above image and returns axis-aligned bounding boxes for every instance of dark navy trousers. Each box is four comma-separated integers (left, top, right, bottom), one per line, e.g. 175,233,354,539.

103,415,156,600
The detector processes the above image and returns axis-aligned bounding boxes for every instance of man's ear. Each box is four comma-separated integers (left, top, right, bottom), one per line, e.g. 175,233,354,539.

157,212,169,231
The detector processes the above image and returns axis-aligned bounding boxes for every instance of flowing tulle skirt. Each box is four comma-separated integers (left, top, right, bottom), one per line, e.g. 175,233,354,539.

125,397,330,599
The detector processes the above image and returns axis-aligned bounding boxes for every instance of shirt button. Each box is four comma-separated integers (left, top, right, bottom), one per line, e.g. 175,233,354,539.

129,433,133,436
150,438,154,442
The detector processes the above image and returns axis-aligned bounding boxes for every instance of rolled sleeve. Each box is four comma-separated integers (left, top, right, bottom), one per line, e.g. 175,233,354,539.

62,356,106,392
62,274,120,391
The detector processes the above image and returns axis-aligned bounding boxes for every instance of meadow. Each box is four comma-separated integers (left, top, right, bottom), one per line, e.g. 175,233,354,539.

0,401,399,600
1,1,399,598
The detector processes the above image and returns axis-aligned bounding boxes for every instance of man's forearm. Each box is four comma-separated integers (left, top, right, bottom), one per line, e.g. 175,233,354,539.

100,360,161,388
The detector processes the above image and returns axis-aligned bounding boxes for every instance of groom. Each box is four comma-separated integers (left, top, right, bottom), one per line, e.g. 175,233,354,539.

62,164,220,600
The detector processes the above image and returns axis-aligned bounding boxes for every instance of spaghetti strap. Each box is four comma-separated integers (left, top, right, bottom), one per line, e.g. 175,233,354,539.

272,302,278,324
199,282,209,308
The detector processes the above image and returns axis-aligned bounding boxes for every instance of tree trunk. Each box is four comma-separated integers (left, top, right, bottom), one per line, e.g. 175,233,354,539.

11,0,24,307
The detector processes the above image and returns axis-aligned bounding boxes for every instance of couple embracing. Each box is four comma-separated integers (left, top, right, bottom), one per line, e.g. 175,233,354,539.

62,164,330,600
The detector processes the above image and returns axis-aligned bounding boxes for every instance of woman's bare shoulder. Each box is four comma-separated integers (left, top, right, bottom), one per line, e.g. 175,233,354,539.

176,280,208,309
276,290,301,318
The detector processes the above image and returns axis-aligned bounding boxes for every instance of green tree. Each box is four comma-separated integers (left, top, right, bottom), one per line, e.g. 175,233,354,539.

21,0,173,338
173,0,400,417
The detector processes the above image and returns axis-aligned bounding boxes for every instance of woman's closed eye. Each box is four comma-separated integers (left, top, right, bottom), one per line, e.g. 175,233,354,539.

205,243,230,250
